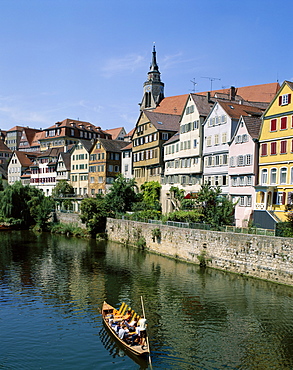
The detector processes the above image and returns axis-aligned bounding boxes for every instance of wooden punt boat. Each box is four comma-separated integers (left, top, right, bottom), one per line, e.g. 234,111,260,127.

101,301,150,359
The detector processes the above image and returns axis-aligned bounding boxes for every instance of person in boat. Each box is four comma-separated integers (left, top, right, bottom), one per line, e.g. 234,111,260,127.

124,318,137,332
118,325,129,343
138,315,147,348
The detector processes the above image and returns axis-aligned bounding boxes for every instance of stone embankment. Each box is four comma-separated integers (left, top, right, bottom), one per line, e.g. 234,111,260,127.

106,218,293,286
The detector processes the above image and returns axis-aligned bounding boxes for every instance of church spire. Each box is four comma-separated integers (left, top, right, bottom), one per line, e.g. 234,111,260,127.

140,44,164,111
150,43,159,72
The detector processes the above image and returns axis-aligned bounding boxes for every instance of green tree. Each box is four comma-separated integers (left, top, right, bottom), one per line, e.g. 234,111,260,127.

0,181,53,229
195,184,235,228
104,174,139,214
52,180,74,197
140,181,161,211
80,196,112,236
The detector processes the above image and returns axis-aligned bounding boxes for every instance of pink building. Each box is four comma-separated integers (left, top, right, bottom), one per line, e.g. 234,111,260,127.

228,116,261,227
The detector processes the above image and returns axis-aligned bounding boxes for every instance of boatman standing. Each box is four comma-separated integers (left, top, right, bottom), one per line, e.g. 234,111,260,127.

138,315,147,349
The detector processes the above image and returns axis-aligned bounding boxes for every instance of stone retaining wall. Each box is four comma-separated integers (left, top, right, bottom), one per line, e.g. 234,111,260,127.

106,218,293,286
56,212,86,228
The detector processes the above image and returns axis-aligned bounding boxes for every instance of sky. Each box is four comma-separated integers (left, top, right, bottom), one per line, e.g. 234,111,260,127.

0,0,292,134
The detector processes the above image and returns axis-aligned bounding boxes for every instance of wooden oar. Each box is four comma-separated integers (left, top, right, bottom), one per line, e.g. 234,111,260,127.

140,296,153,369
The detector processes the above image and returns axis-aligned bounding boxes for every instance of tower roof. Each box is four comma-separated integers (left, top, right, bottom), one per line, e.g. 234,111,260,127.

150,44,159,72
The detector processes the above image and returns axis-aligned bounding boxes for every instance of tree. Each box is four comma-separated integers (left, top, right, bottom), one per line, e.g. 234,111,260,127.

52,180,74,197
0,182,53,229
104,174,139,214
80,196,113,236
195,184,235,228
140,181,161,211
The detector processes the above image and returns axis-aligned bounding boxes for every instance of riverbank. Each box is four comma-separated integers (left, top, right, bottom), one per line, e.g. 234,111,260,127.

106,218,293,287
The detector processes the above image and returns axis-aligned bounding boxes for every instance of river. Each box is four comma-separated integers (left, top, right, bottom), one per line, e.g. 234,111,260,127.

1,230,293,369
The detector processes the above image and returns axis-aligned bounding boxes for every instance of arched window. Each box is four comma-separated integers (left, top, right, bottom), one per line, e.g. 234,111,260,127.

261,169,268,185
270,168,277,184
280,167,287,184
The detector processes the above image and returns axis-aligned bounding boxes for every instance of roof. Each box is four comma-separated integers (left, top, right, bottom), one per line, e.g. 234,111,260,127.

14,151,38,167
21,127,42,146
190,93,214,116
104,127,125,140
153,94,189,115
217,101,263,120
36,147,64,158
164,131,180,146
58,152,71,170
99,138,130,152
144,111,181,132
0,140,11,153
243,116,262,139
121,142,132,151
197,82,280,103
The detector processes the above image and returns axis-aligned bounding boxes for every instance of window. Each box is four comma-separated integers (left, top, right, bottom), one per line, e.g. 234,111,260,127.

261,169,268,185
222,132,227,144
193,139,197,148
280,140,287,154
230,156,235,167
279,94,291,106
207,136,212,146
242,134,248,142
270,142,277,155
270,119,277,131
214,134,219,145
193,120,199,130
237,155,244,166
281,117,287,130
280,167,287,184
270,168,277,184
261,143,267,156
245,154,252,165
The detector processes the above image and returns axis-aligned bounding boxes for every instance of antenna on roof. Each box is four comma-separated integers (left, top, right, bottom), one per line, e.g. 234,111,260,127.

190,78,197,92
201,76,221,91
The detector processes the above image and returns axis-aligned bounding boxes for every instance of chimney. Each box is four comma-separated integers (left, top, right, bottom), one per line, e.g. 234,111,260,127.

229,86,236,101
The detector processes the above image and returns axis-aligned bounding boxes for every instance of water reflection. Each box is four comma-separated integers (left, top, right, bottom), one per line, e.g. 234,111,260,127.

1,230,293,369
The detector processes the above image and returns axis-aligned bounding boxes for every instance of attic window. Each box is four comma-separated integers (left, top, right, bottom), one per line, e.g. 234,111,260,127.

229,105,234,109
157,121,163,125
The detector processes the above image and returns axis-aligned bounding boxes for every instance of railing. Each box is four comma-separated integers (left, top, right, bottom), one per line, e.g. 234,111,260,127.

255,203,266,210
119,216,275,235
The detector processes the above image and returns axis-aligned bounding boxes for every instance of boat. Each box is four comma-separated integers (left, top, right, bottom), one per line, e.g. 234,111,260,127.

101,300,150,359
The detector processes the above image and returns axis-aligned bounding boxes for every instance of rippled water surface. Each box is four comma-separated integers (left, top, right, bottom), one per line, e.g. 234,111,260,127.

1,230,293,369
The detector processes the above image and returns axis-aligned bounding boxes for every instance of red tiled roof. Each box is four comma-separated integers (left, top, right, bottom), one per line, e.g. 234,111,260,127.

218,101,263,119
197,82,280,103
153,94,189,115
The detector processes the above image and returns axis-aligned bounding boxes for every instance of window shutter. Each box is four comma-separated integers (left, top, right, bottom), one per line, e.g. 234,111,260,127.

273,192,277,204
279,96,282,105
282,192,286,205
289,94,292,104
281,117,287,130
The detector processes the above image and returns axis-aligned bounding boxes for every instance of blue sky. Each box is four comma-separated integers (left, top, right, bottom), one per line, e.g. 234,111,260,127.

0,0,292,133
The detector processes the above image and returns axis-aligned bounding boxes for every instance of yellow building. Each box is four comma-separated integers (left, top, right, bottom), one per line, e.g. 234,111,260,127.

255,80,293,227
132,110,180,188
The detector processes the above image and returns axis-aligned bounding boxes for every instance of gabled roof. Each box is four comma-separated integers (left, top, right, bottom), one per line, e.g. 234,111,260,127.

243,116,262,140
99,138,129,152
190,93,214,116
14,151,38,167
262,80,293,118
7,126,28,132
144,111,181,132
36,147,64,158
76,139,95,153
57,152,71,170
21,127,42,144
104,127,125,140
0,140,11,153
153,94,189,115
164,131,180,146
121,142,132,151
197,82,280,103
31,131,45,146
217,101,263,120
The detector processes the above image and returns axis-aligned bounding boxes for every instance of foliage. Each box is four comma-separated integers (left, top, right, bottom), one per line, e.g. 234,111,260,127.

52,180,74,197
104,174,139,214
163,209,203,223
197,250,211,267
0,181,53,229
195,184,235,229
128,209,162,221
140,181,161,211
170,186,185,201
50,222,90,238
277,215,293,237
80,196,113,236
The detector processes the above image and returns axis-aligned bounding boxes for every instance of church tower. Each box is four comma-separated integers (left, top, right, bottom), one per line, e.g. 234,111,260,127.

140,44,164,110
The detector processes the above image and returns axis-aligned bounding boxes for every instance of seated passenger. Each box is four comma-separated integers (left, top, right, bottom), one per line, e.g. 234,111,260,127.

123,309,132,322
